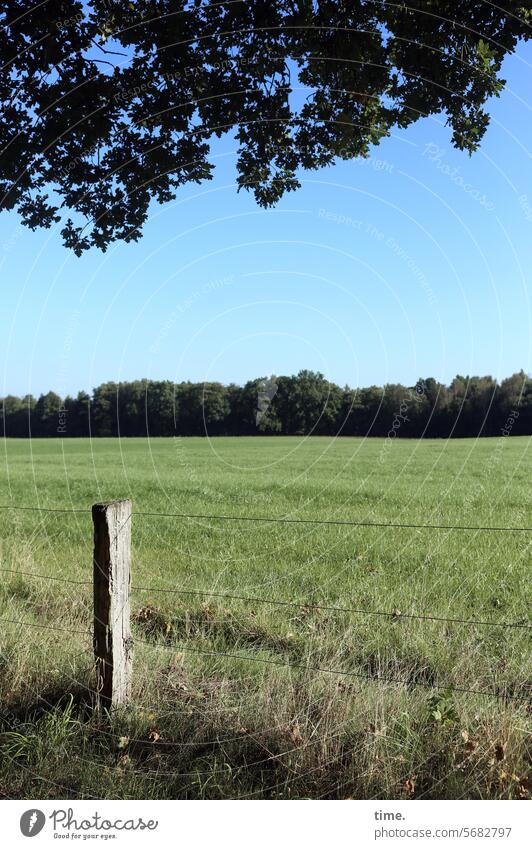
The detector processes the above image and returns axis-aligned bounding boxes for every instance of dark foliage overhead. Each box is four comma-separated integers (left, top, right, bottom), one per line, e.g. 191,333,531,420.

1,1,530,252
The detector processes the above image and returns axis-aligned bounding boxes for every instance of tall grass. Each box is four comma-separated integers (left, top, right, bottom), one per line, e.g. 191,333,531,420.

0,436,530,798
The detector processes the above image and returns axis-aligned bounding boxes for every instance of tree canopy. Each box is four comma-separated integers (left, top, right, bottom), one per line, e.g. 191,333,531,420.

1,1,530,253
2,370,530,438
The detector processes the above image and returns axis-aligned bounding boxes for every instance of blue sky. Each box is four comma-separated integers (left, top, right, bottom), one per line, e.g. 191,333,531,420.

1,41,531,398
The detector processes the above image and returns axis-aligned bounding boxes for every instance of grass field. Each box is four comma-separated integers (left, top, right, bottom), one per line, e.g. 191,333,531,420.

0,436,530,800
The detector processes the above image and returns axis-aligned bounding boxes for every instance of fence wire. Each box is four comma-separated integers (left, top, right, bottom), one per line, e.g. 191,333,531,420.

0,501,530,708
1,566,529,631
1,502,532,532
135,636,530,704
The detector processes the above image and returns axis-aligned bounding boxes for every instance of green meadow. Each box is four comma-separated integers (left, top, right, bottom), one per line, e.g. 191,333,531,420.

0,436,530,799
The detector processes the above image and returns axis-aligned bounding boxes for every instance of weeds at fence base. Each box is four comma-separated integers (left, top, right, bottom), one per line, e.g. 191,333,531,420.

1,642,529,800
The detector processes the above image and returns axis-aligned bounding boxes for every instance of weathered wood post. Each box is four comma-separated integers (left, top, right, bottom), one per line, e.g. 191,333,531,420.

92,499,132,709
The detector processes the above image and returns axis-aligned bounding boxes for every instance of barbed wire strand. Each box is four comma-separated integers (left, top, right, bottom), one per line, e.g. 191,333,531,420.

131,582,531,630
136,637,530,704
0,503,531,532
0,567,92,587
0,615,89,637
134,509,532,533
7,615,525,705
1,567,528,631
0,505,90,514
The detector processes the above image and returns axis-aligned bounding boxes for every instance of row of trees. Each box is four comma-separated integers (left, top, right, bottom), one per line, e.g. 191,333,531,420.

1,371,530,439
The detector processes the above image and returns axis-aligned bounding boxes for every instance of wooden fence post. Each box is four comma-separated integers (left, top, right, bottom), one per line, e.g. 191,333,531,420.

92,499,133,709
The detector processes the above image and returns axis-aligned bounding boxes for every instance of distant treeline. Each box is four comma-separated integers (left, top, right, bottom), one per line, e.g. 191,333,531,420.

1,371,530,439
